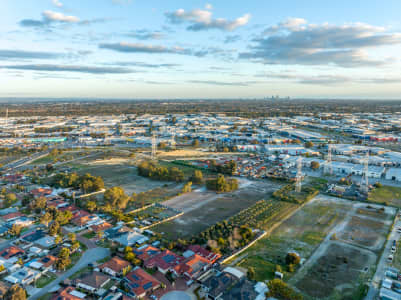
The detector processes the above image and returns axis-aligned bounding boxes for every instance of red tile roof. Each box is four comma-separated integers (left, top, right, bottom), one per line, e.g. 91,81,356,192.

187,245,221,264
144,250,184,271
2,212,24,221
173,254,210,278
134,245,161,262
51,287,83,300
0,246,25,260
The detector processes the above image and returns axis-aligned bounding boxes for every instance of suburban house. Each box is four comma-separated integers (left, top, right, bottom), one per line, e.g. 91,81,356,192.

74,271,111,295
185,245,221,264
4,267,40,286
99,257,131,277
124,267,161,298
144,250,184,274
173,254,211,279
133,244,161,261
112,231,148,247
51,286,87,300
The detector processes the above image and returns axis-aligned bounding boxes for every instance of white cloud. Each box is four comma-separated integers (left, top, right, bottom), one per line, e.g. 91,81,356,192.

166,8,250,31
52,0,63,8
42,10,80,23
205,3,213,10
240,19,401,67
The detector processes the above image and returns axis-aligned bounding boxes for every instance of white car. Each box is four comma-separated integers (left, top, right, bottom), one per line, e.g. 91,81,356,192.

388,254,394,262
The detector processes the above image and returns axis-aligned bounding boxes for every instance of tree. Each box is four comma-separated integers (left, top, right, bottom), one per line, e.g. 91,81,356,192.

40,212,53,227
4,284,27,300
182,182,192,194
49,221,60,236
55,235,62,245
191,170,203,184
192,139,200,147
310,161,320,170
305,141,314,148
4,193,17,208
86,201,97,212
267,279,302,300
104,187,129,210
285,252,301,266
247,267,256,280
56,247,71,271
71,241,80,252
33,196,47,211
68,232,76,242
8,224,22,237
158,142,167,149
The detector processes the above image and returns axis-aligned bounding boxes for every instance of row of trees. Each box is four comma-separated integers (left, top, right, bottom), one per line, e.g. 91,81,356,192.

138,161,184,182
51,172,104,193
209,160,237,176
206,174,239,193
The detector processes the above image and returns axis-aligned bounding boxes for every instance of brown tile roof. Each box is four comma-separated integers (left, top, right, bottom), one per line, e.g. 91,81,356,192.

75,271,110,289
91,222,112,233
100,257,130,274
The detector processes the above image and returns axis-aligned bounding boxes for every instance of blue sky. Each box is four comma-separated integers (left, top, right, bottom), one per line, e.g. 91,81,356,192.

1,0,401,99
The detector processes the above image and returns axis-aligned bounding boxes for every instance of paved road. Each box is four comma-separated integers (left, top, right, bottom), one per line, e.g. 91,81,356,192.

365,210,399,300
29,246,110,300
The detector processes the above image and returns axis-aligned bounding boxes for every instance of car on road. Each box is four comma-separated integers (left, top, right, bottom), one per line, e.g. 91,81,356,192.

388,254,394,262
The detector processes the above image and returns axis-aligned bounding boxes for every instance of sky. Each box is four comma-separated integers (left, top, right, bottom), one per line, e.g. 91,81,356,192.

1,0,401,99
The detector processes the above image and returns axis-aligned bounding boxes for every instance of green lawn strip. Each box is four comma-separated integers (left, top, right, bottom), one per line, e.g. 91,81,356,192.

35,273,57,288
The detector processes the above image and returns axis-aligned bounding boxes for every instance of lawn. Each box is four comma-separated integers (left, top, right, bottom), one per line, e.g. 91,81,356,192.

69,266,92,280
368,185,401,207
35,273,57,288
82,231,96,239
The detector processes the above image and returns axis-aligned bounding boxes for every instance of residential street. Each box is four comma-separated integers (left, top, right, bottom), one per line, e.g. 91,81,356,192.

28,246,110,300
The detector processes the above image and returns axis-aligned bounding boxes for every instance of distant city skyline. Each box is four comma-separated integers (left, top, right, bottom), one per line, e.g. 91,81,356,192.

1,0,401,99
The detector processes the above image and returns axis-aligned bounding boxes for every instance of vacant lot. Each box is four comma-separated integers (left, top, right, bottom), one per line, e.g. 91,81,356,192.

339,215,387,250
368,185,401,208
236,195,347,281
295,242,376,299
289,197,396,299
74,158,167,195
153,179,283,239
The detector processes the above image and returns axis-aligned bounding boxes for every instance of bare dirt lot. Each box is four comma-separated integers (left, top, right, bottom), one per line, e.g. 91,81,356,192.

289,196,396,299
153,179,283,239
295,242,376,298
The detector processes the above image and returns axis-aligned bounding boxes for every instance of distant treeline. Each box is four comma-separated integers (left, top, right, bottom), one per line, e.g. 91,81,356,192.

1,99,401,117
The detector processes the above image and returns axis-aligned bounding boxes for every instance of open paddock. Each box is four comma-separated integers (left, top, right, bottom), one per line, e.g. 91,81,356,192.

295,242,376,299
153,179,284,239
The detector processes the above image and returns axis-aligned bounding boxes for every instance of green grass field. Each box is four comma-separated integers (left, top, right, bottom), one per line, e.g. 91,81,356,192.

368,185,401,207
35,273,57,288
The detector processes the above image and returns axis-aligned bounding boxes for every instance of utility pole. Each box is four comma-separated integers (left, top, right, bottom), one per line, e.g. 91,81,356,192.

151,134,157,161
324,144,333,175
360,152,369,194
295,157,303,193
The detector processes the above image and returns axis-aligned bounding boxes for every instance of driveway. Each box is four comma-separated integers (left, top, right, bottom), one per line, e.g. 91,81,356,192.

28,247,110,300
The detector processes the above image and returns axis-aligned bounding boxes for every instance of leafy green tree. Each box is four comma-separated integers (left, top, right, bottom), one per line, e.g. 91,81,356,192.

191,170,203,184
40,212,53,227
68,232,76,242
8,224,22,237
49,221,60,236
192,139,200,147
310,161,320,170
104,187,130,210
267,279,303,300
4,284,27,300
182,182,192,193
56,247,71,271
4,193,17,208
247,267,256,280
